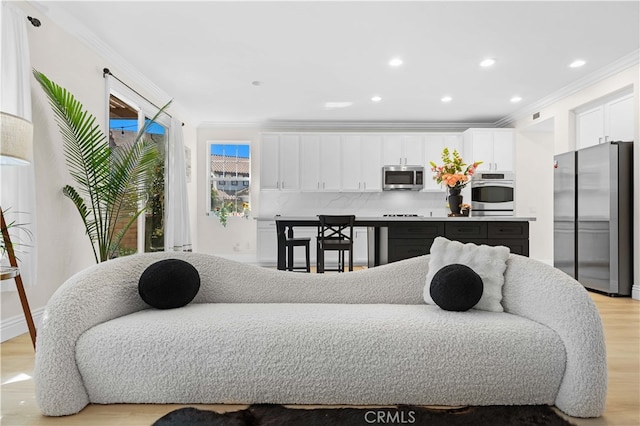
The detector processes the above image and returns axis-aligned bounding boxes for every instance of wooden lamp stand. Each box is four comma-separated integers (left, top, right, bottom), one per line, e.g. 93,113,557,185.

0,206,36,349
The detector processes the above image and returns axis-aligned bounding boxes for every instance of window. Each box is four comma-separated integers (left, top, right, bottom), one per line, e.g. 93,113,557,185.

107,74,172,255
208,142,251,222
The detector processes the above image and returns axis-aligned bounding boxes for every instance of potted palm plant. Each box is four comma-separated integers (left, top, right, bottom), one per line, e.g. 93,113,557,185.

34,70,169,263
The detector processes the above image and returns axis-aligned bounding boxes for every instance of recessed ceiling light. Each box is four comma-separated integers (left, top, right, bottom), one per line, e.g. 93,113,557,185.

441,96,453,103
371,95,382,102
389,58,403,67
480,58,496,67
324,101,353,109
510,96,523,103
569,59,586,68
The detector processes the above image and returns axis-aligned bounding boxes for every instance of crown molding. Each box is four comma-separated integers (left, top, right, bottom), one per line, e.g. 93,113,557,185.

198,121,262,129
259,120,495,132
29,1,172,107
495,49,639,128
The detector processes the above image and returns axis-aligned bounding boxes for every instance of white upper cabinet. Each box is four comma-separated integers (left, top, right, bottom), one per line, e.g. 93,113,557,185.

382,134,425,166
299,134,321,191
260,133,300,191
300,134,341,192
606,95,635,141
463,128,514,172
341,134,383,192
424,133,463,191
576,93,635,149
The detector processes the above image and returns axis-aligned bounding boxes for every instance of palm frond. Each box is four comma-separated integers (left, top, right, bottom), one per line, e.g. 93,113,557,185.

35,69,172,263
62,185,99,263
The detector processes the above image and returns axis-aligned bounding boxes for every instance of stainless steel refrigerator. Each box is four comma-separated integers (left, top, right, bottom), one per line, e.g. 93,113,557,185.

554,141,633,295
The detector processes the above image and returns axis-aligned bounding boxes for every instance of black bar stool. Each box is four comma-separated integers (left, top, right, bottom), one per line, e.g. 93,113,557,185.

277,224,311,272
317,215,355,273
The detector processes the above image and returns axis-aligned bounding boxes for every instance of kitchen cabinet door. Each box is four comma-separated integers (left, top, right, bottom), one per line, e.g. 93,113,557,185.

342,134,383,192
382,134,425,166
492,131,514,171
341,135,362,192
353,227,369,264
300,134,321,191
260,134,281,190
360,135,383,191
402,135,424,165
300,134,341,192
279,134,300,191
382,134,403,165
319,134,342,191
466,131,494,171
606,94,634,142
260,134,300,191
257,221,278,265
463,129,514,172
576,93,634,149
577,106,605,149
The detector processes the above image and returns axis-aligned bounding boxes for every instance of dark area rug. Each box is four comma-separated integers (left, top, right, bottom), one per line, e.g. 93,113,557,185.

152,404,577,426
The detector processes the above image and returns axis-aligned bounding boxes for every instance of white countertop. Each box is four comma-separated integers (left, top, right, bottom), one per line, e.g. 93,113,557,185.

256,216,536,222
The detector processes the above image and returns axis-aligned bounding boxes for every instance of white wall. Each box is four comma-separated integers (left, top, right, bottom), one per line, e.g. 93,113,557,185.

508,65,639,299
1,1,198,338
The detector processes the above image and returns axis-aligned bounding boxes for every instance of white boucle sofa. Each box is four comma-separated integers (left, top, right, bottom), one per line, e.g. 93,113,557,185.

34,252,607,418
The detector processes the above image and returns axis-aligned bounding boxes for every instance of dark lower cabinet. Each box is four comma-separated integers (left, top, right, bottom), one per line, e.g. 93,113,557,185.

386,220,529,263
387,223,443,263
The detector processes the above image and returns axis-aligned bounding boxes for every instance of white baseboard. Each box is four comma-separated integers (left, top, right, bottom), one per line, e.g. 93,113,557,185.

632,284,640,301
1,307,46,343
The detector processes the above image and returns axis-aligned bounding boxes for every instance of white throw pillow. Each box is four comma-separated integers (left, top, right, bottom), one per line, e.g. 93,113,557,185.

423,237,510,312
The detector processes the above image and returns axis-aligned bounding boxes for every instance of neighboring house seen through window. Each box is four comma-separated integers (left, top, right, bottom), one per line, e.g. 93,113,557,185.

208,142,250,225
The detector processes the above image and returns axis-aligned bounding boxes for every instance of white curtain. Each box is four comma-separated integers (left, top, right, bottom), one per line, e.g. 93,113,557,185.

164,118,192,251
0,3,37,291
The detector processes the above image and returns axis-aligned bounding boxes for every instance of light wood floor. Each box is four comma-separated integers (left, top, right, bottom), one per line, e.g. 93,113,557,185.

1,292,638,425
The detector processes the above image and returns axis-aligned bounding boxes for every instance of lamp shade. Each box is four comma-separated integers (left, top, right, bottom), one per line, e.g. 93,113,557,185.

1,111,33,165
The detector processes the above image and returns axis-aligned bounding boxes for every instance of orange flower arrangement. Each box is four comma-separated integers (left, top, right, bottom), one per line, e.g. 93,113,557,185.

429,148,482,190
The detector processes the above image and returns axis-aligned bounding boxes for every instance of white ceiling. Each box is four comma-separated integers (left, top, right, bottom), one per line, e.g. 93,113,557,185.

39,1,639,127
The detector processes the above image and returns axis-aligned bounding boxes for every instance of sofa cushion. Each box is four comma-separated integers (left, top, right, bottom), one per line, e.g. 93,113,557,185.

138,259,200,309
424,237,510,312
430,264,483,311
75,303,566,407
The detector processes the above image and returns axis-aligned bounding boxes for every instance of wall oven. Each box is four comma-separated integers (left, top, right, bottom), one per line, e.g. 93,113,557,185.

382,165,424,191
470,171,515,216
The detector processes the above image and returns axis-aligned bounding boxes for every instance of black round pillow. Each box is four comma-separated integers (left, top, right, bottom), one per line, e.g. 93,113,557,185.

429,264,483,312
139,259,200,309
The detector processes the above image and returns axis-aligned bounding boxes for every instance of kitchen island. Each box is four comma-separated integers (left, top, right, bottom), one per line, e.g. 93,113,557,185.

257,216,535,269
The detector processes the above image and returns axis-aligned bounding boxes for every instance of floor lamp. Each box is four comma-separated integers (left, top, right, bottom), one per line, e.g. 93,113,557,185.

0,111,37,349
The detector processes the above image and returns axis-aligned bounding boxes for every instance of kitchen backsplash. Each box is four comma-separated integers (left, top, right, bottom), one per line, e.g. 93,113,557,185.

258,190,455,217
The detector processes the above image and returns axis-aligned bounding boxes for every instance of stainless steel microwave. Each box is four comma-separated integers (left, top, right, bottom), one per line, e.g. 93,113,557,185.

382,165,424,191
